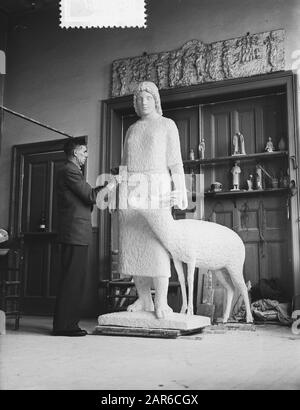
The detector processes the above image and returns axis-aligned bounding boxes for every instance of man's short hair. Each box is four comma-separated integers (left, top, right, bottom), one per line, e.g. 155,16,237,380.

63,138,86,157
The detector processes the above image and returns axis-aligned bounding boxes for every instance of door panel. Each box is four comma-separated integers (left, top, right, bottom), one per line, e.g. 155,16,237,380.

21,150,66,314
21,159,47,233
205,193,291,312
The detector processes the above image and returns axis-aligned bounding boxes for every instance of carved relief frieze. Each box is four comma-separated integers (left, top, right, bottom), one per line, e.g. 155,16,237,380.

111,29,285,97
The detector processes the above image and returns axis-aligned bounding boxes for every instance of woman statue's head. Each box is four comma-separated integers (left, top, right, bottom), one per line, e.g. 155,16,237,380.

133,81,163,117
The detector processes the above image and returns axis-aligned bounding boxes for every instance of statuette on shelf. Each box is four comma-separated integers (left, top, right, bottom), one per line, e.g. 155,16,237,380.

247,174,253,191
265,137,274,152
278,137,286,151
189,148,195,160
0,229,9,244
210,182,222,192
239,132,246,155
232,132,246,156
279,169,289,188
231,161,241,191
255,165,263,190
198,138,205,159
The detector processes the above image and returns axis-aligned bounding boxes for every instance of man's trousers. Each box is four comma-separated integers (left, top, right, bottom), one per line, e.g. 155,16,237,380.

53,244,88,331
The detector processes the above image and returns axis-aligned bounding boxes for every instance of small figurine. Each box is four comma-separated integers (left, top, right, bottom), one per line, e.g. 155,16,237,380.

232,133,239,156
279,169,289,188
278,137,286,151
189,148,195,160
210,181,222,192
232,131,246,156
265,137,274,152
239,132,246,155
198,138,205,159
247,174,253,191
255,165,263,190
231,161,241,190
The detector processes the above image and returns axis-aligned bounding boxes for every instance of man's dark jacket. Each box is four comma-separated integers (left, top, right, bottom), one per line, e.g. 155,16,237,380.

56,160,98,245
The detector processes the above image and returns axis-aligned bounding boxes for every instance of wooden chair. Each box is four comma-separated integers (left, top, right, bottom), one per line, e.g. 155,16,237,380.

0,245,23,330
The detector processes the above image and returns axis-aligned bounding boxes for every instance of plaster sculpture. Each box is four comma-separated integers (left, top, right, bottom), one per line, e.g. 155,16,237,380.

129,192,253,324
255,164,263,190
118,81,188,319
189,148,195,160
232,132,246,156
231,161,241,190
247,174,254,191
239,132,246,155
265,137,275,152
232,132,240,155
111,30,285,97
198,138,205,159
0,310,5,335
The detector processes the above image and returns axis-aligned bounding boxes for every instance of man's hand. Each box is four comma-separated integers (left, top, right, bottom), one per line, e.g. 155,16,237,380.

95,181,108,194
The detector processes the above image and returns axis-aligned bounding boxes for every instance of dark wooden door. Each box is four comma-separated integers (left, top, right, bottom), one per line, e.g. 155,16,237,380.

11,138,85,315
21,150,65,314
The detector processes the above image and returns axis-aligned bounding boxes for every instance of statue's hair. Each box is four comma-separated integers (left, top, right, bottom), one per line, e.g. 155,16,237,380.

133,81,163,117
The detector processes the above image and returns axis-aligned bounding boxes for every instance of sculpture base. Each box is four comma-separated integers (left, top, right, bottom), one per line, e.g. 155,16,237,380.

0,310,6,335
94,311,210,338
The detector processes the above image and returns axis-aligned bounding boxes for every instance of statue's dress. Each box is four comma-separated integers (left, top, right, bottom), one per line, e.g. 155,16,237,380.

119,116,184,278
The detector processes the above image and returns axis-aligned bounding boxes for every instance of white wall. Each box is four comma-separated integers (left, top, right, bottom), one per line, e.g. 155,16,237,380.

1,0,300,228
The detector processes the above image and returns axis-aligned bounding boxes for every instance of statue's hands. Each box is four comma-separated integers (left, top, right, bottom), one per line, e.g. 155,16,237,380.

176,192,188,210
169,166,188,210
173,191,188,210
161,190,188,209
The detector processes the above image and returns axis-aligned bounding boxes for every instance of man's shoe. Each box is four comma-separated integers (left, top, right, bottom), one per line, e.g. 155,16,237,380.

52,329,88,337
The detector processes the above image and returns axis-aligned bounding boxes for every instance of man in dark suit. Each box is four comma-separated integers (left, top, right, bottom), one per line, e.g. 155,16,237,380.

53,138,104,336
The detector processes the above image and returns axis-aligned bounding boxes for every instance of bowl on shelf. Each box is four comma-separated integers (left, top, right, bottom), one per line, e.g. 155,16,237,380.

0,248,9,256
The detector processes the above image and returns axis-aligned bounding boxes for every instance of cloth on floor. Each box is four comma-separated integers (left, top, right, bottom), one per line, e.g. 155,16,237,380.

251,299,292,325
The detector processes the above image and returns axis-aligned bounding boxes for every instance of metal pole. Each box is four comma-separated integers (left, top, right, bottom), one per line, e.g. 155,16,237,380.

0,105,74,138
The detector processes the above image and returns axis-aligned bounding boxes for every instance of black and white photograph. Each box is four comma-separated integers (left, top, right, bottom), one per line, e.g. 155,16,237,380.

0,0,300,393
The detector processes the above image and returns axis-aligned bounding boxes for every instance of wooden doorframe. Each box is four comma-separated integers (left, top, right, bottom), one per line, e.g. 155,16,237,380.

9,136,87,239
100,70,300,297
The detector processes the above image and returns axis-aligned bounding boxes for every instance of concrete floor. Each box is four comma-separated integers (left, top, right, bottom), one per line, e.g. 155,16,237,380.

0,315,300,390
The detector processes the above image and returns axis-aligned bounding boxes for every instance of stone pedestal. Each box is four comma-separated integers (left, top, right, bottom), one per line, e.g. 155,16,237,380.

0,310,6,335
95,311,210,338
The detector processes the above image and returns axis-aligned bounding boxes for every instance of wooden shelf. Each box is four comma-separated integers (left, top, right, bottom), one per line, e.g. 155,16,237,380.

184,151,289,168
101,280,180,288
21,231,58,237
205,187,289,198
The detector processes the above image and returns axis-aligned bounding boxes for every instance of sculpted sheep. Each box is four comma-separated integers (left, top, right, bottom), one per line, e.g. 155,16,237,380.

133,198,253,324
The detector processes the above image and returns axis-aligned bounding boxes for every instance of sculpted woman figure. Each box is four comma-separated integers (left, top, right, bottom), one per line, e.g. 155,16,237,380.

118,81,188,319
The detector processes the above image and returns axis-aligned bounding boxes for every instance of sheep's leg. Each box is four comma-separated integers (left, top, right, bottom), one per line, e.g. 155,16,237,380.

215,270,235,323
153,277,173,319
227,268,253,323
187,261,196,315
127,276,154,312
173,259,187,314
